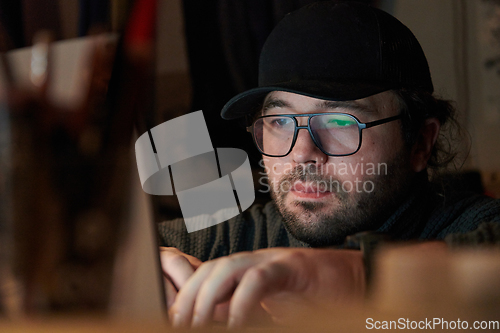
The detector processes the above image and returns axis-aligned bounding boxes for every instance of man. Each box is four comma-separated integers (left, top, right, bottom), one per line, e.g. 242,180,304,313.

158,1,500,328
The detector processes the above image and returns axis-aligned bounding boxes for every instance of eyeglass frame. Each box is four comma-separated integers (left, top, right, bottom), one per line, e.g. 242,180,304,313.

246,112,402,157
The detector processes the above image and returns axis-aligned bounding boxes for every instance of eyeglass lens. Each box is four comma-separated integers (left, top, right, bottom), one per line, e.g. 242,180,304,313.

253,114,360,156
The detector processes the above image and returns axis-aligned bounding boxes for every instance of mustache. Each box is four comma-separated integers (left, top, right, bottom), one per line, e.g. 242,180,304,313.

282,164,329,182
275,164,348,197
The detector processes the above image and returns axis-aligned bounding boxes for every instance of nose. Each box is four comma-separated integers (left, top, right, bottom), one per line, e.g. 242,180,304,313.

291,127,328,164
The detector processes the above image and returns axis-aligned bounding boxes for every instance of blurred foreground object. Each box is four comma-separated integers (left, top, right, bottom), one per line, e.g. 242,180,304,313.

371,244,500,321
0,31,124,315
273,244,500,333
0,0,159,315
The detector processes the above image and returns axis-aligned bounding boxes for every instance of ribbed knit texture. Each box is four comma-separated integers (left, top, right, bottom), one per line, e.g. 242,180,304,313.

445,222,500,248
158,202,309,262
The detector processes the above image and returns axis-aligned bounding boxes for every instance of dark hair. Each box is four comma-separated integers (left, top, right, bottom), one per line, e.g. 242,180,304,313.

393,89,468,172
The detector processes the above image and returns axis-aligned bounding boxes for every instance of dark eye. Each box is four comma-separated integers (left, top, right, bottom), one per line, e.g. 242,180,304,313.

270,117,293,128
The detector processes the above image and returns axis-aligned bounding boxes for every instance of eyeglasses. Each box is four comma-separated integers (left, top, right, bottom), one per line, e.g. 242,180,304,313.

247,113,401,157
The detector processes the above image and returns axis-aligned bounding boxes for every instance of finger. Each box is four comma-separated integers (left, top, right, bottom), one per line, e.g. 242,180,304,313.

169,260,218,328
160,250,196,290
227,262,291,329
190,254,259,327
163,277,178,309
212,301,230,322
159,247,202,269
183,254,202,269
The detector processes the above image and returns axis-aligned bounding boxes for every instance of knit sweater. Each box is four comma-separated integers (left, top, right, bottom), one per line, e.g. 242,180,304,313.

158,183,500,261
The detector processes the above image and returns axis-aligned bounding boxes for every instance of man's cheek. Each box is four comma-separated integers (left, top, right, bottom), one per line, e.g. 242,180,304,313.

259,158,270,174
264,160,284,179
338,158,384,179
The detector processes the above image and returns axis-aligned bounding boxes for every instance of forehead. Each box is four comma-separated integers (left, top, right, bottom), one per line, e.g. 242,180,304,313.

261,90,399,116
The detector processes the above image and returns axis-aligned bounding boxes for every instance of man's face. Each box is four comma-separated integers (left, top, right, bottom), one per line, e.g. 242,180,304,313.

261,91,416,246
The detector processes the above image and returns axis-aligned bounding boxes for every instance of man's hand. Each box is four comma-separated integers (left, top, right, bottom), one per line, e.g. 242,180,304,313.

168,247,366,328
159,247,202,308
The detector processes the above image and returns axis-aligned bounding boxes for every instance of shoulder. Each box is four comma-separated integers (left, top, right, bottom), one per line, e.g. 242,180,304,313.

157,201,283,260
445,221,500,248
425,191,500,238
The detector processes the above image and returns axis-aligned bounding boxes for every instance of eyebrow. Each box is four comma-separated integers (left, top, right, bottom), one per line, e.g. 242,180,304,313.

262,98,292,113
262,97,374,115
316,100,374,113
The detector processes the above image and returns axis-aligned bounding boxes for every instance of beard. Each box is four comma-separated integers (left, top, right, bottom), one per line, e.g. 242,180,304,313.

269,150,414,247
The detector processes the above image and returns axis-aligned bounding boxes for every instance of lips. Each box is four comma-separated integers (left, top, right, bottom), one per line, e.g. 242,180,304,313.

290,181,333,199
291,182,326,193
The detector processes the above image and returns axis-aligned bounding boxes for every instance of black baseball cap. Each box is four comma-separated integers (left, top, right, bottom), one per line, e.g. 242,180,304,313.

221,1,433,120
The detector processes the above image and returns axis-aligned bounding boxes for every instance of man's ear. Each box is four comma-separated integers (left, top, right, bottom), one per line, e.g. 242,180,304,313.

410,118,441,172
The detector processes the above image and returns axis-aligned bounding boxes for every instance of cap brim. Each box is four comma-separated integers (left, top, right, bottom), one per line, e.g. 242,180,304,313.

220,80,392,120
